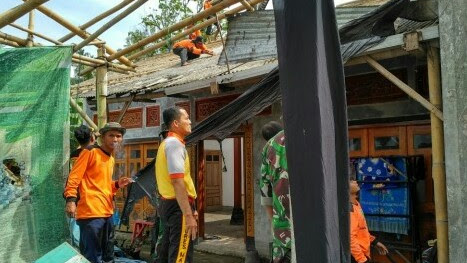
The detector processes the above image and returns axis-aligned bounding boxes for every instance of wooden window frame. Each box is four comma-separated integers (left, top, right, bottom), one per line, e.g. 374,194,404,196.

348,129,368,158
369,126,407,156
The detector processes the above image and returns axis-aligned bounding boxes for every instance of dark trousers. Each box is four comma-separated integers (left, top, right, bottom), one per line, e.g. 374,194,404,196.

205,15,218,35
173,48,200,64
156,199,194,263
77,217,114,263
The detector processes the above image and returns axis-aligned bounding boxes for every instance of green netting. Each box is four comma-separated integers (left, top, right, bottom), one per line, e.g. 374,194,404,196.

0,46,72,262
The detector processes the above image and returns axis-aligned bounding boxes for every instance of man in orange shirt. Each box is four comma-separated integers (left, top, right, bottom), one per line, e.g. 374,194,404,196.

172,37,213,66
203,0,218,35
64,122,131,263
350,180,388,263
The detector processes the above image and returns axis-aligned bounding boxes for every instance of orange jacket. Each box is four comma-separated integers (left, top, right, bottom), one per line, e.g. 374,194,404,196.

204,0,212,10
64,146,119,219
189,29,201,40
350,201,375,263
172,39,210,55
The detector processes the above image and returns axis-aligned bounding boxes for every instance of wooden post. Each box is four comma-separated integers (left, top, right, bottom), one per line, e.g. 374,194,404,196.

127,0,264,61
364,55,444,121
0,0,49,29
59,0,135,43
69,97,99,131
26,10,34,47
240,0,255,11
73,0,148,52
96,46,108,129
230,137,244,225
427,46,449,263
196,141,206,239
107,0,244,62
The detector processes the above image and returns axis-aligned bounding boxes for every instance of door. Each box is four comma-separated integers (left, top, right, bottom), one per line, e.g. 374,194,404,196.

205,150,222,211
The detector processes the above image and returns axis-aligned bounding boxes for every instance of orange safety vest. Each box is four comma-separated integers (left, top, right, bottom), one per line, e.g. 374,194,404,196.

204,0,212,10
172,39,209,55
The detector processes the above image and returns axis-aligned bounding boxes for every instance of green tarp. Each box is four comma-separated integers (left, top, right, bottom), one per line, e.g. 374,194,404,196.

0,46,72,262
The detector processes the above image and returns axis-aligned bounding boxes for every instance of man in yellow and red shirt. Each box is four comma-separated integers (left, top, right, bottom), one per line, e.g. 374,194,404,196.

172,37,213,66
64,122,131,263
350,180,388,263
155,107,197,263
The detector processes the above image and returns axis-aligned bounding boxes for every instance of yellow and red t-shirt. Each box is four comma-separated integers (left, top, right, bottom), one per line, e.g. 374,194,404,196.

64,146,119,219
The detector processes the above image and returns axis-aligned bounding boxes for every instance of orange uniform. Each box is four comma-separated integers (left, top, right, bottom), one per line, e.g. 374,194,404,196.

203,0,212,10
350,201,376,263
189,29,202,40
172,39,210,55
64,146,119,219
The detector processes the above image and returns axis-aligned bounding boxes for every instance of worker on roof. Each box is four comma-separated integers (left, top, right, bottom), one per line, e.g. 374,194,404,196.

350,180,389,263
172,36,213,66
203,0,218,35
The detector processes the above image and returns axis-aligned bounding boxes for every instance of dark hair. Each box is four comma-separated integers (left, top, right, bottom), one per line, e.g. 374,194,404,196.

261,121,283,141
74,125,93,146
163,107,183,129
194,36,203,43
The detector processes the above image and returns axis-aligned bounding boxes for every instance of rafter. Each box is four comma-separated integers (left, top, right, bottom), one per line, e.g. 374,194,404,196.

0,0,49,29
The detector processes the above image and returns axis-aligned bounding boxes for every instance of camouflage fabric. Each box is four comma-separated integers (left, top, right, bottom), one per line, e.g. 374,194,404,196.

260,131,292,263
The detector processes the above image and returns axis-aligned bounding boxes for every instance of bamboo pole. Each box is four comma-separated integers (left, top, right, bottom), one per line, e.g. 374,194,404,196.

215,13,231,73
240,0,255,11
96,46,108,129
73,0,148,52
364,55,444,121
30,2,135,68
127,0,264,61
107,0,244,62
0,0,49,29
26,10,35,47
116,94,135,123
59,0,135,43
0,38,20,47
427,46,449,263
70,97,99,131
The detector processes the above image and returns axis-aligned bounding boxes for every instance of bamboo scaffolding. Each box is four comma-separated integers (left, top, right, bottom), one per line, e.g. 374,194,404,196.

0,31,132,73
26,10,35,47
364,55,444,121
0,0,49,29
107,0,244,62
96,46,108,129
59,0,135,43
126,0,264,61
427,46,449,263
70,97,99,131
0,38,20,47
73,0,148,52
240,0,255,11
116,94,135,123
29,2,135,68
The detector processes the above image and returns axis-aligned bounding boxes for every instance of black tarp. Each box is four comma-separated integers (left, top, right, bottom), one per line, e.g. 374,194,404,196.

272,0,349,261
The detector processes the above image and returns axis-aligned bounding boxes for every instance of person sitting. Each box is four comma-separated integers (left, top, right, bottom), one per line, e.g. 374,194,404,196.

172,37,213,66
350,180,389,263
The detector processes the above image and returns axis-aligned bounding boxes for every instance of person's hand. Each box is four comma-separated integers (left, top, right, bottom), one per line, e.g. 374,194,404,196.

118,177,132,188
65,201,77,218
185,214,198,240
203,50,214,55
376,242,388,255
193,210,199,222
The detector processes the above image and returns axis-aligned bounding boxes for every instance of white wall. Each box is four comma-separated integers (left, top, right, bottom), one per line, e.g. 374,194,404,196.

204,138,244,207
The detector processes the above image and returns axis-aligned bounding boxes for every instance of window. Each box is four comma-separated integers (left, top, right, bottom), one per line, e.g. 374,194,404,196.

413,134,432,149
374,136,400,150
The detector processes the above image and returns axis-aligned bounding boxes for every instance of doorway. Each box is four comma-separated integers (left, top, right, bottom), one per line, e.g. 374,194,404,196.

205,150,223,211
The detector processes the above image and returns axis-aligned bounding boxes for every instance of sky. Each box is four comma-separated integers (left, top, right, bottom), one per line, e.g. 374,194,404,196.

1,0,355,55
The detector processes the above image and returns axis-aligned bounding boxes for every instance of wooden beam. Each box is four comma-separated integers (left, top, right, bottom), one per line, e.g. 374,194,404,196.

31,2,135,68
427,46,449,263
0,0,49,29
70,97,98,131
210,81,219,95
59,0,135,43
96,46,108,129
87,92,164,105
196,141,206,239
73,0,148,52
116,94,135,123
240,0,255,11
26,10,35,46
128,0,265,60
107,0,244,62
364,55,444,121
